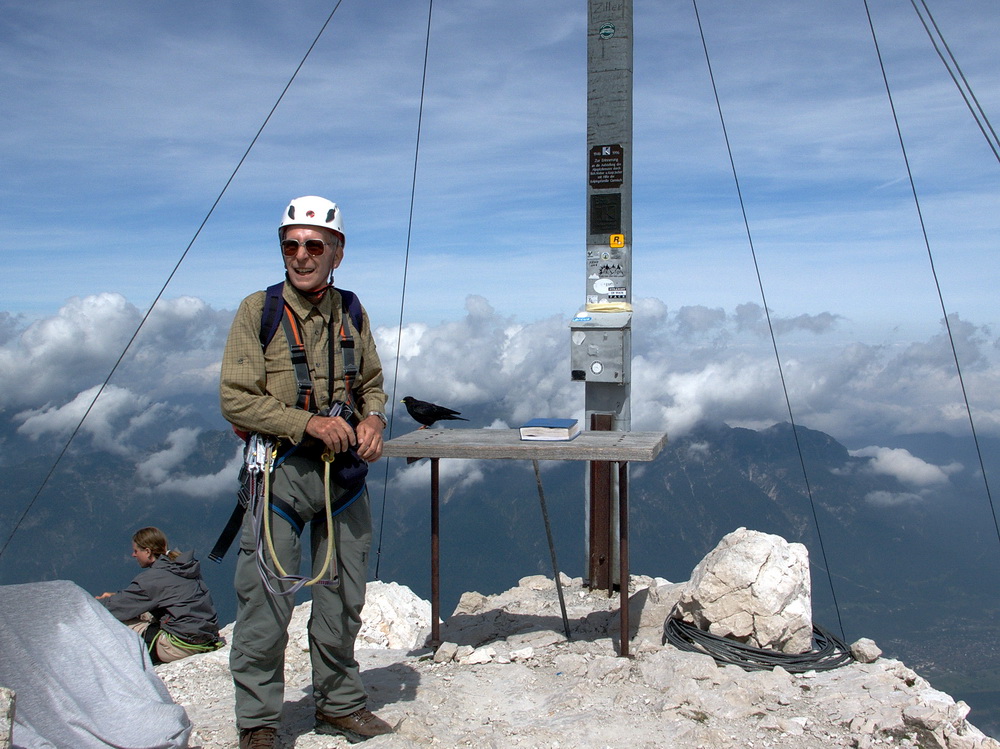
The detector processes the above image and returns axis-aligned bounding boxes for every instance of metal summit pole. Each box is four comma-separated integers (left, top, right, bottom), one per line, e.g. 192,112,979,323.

570,0,633,593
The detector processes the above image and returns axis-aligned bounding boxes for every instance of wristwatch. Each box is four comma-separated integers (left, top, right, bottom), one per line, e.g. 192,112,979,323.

368,411,388,428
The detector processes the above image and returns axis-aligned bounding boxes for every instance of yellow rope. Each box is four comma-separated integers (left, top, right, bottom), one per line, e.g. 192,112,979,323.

262,445,337,586
310,453,337,585
262,445,288,577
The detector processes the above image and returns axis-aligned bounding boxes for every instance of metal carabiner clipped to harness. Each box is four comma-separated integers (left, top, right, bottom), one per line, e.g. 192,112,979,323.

246,433,275,474
320,400,354,463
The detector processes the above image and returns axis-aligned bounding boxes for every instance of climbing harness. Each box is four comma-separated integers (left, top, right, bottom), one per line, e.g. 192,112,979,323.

209,283,370,586
220,418,361,596
228,413,363,595
254,430,339,596
156,630,225,655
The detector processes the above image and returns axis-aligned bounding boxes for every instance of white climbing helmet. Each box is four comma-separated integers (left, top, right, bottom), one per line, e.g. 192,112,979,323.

279,196,345,244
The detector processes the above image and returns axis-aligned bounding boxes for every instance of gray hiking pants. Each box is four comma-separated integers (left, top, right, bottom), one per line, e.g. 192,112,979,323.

230,452,372,729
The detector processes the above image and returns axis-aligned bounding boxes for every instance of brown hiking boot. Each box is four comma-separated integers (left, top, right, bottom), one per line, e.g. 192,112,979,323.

314,707,393,743
238,726,277,749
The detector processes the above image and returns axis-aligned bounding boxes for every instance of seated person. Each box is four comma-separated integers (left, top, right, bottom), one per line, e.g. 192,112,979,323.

97,526,224,664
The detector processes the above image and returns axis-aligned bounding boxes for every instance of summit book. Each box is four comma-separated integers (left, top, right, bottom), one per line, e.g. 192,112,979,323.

518,418,581,441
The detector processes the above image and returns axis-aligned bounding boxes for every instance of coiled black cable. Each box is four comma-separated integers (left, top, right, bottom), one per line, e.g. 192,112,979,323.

663,618,854,673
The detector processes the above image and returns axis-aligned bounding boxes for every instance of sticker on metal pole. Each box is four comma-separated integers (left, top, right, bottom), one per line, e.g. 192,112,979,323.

589,144,624,188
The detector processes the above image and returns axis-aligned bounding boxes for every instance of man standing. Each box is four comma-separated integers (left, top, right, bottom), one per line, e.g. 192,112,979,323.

220,196,392,748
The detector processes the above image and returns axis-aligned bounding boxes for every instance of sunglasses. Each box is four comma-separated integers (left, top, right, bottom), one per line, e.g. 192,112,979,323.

280,238,329,257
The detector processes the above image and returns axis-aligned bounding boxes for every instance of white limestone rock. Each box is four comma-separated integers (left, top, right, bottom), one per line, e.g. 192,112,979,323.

672,527,813,654
278,579,431,654
851,637,883,663
0,686,13,749
451,590,491,616
509,646,534,662
358,580,433,650
433,641,459,663
461,645,496,665
635,581,684,644
518,573,570,591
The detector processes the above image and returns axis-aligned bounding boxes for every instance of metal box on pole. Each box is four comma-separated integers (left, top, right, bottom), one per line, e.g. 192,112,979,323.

571,310,631,385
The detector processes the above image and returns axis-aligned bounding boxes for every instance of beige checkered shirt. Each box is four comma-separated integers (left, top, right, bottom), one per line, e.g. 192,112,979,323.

220,281,387,443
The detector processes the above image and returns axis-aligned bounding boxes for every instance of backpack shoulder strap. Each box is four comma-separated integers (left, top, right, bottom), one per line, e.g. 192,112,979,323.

335,287,364,334
258,281,314,411
259,281,286,349
280,305,314,412
255,283,365,413
333,287,364,410
261,283,362,345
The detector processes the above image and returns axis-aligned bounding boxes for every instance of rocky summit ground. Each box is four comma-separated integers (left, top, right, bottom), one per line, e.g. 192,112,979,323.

158,576,999,749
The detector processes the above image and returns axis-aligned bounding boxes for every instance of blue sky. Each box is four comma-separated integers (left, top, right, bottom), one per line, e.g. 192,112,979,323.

3,0,998,332
2,0,1000,474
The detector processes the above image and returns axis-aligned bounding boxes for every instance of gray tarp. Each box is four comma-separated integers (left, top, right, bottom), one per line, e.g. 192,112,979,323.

0,580,191,749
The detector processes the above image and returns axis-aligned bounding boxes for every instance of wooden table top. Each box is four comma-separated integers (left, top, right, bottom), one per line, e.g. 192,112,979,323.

383,428,668,462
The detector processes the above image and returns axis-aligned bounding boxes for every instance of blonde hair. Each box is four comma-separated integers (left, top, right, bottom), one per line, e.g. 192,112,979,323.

132,527,179,561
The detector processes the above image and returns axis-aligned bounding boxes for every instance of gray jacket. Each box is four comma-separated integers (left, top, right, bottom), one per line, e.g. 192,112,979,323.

100,550,220,643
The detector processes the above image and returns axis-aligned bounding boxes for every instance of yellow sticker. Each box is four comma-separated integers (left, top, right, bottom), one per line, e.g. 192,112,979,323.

610,234,625,248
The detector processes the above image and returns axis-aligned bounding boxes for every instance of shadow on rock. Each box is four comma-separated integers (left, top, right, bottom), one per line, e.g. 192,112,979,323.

279,662,420,746
437,585,658,650
365,661,421,710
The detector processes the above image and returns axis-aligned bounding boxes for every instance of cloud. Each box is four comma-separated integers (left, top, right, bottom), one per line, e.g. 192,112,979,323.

5,289,1000,504
0,312,23,346
384,296,581,429
149,446,244,500
685,442,712,462
392,457,486,495
0,293,232,411
134,426,248,499
674,305,727,338
632,356,784,435
630,307,1000,440
0,294,141,408
16,381,240,497
379,297,1000,446
864,490,924,508
849,446,959,487
734,304,841,336
14,384,164,456
135,427,202,484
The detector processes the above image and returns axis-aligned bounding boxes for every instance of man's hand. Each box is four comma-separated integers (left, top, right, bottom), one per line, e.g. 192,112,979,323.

355,414,385,463
305,414,357,456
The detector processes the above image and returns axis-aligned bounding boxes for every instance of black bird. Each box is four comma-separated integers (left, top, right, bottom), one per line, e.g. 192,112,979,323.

401,396,468,429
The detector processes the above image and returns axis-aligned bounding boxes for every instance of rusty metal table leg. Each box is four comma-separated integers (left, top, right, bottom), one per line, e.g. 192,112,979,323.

619,460,629,657
430,457,441,648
